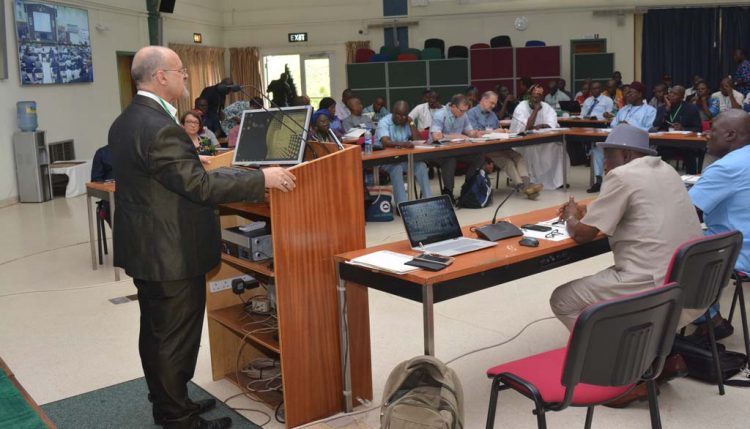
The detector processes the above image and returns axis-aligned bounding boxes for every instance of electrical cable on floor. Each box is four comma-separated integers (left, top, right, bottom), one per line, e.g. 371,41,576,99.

0,278,127,299
0,240,91,267
293,401,382,429
274,400,285,424
445,316,556,365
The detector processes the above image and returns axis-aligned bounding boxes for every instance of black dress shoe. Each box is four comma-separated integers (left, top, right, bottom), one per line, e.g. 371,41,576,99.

154,399,218,425
198,417,232,429
586,182,601,193
441,188,456,206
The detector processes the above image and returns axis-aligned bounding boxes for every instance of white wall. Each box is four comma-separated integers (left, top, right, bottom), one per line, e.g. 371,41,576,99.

0,0,223,207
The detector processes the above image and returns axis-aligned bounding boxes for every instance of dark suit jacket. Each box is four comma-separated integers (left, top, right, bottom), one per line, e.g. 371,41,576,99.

653,102,702,132
109,95,265,281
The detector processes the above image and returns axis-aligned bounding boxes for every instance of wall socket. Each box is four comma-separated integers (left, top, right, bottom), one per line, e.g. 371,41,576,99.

209,274,256,293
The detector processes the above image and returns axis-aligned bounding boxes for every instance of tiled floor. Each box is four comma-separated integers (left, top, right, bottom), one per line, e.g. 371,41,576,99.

1,165,748,428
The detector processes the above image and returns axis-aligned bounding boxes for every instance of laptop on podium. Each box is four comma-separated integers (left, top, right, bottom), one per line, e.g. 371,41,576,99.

398,195,497,257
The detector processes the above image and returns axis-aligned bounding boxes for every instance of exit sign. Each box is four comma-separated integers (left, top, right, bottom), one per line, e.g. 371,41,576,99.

288,32,308,43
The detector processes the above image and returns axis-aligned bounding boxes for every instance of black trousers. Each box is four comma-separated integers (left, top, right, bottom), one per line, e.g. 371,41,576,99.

658,147,703,175
434,153,486,192
134,275,206,429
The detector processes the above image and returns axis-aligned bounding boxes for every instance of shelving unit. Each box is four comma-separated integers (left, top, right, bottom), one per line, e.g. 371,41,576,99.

205,145,373,427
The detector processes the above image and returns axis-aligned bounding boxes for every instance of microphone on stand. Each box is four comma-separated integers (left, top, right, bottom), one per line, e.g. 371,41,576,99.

473,190,523,241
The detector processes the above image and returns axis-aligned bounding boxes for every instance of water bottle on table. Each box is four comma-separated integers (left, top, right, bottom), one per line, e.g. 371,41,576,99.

363,127,373,155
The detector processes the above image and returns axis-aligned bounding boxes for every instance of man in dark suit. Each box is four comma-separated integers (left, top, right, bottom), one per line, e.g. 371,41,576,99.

199,77,235,136
109,46,296,429
653,85,703,174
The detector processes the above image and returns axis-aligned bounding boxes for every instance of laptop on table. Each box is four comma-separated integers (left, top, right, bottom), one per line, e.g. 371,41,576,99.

559,100,581,114
398,195,497,257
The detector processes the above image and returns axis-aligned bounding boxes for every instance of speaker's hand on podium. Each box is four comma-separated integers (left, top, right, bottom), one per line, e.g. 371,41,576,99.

263,167,297,192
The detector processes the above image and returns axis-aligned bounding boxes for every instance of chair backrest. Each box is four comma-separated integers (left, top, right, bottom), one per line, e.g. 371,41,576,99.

447,45,468,58
559,283,683,406
665,231,743,309
424,38,446,58
355,48,375,63
370,53,390,62
525,40,546,47
490,35,512,48
421,47,442,60
470,43,490,50
397,53,419,61
402,48,423,58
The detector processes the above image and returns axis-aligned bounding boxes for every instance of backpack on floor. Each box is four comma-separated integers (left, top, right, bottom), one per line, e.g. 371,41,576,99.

672,336,748,384
365,186,394,222
380,355,464,429
457,169,492,209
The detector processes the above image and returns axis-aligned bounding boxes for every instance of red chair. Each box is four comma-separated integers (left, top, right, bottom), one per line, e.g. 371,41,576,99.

470,43,490,49
354,48,375,63
396,53,418,61
485,283,684,429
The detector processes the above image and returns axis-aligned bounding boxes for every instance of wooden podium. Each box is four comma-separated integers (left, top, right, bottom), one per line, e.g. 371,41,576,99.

205,145,373,427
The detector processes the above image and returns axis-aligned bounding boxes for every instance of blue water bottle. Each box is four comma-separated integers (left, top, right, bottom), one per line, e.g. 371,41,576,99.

363,128,373,155
17,101,38,132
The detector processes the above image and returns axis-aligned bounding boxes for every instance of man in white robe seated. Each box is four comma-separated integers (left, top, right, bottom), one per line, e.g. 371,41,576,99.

510,84,569,189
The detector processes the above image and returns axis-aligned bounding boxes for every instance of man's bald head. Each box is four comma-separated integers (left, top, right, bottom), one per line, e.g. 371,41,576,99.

131,46,171,87
392,100,409,115
707,109,750,157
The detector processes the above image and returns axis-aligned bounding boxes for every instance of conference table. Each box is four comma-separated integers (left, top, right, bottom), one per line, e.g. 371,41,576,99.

361,128,707,200
333,201,610,411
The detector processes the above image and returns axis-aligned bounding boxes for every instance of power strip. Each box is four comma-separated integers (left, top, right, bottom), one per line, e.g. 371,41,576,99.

242,358,281,379
208,274,255,293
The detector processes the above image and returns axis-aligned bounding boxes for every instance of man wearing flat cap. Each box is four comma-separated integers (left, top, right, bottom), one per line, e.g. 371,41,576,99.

550,124,703,330
588,81,656,193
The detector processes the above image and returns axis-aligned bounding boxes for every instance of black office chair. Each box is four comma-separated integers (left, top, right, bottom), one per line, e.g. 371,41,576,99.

666,231,743,395
447,45,469,58
424,38,445,59
485,282,684,429
490,35,512,48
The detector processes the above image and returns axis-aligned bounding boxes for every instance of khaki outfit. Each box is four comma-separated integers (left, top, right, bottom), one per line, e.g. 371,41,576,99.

488,149,529,184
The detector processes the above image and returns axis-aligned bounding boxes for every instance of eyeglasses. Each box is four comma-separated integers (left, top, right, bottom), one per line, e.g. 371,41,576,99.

184,119,200,125
155,67,188,76
545,229,564,239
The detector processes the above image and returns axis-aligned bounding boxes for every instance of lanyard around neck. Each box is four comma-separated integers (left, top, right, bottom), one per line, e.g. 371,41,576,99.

624,104,643,122
669,103,683,123
156,97,178,124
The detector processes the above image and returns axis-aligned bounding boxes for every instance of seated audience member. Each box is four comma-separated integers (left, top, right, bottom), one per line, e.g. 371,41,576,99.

375,101,433,208
612,71,623,88
687,110,750,338
603,79,624,110
691,80,720,121
180,111,214,165
733,48,750,96
468,91,542,198
317,98,344,137
291,95,311,106
544,79,570,109
342,97,374,132
661,73,674,90
465,86,480,107
518,77,534,101
574,82,590,105
510,85,568,190
589,81,655,193
552,124,703,330
574,78,592,101
336,88,354,121
559,78,572,98
712,77,744,113
649,83,667,109
310,112,333,142
363,96,389,121
653,86,702,174
91,145,114,223
580,82,614,120
409,89,442,130
221,100,250,135
684,75,703,101
493,85,518,120
431,94,484,203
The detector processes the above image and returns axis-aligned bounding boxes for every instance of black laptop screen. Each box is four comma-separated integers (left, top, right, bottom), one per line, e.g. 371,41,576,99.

399,196,463,246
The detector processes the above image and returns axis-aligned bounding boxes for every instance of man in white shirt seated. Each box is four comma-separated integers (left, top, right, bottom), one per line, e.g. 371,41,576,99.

544,80,570,110
712,78,744,114
510,85,569,190
336,88,354,121
362,96,389,121
580,82,614,120
409,89,442,130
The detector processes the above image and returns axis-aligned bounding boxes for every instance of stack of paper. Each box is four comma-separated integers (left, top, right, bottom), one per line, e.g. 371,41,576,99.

347,251,419,274
343,128,367,139
681,175,701,185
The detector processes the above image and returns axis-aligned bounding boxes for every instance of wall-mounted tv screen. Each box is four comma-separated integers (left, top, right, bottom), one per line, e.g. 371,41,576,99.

14,0,93,85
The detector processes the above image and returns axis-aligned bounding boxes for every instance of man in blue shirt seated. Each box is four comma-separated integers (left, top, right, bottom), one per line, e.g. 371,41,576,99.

467,91,542,198
687,109,750,339
430,94,483,204
363,96,389,121
588,81,656,193
580,82,614,120
375,101,433,210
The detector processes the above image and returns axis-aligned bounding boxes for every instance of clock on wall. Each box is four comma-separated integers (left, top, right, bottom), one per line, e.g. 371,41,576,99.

514,16,528,31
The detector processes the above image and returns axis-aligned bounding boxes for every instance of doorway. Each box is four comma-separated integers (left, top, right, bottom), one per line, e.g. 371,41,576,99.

116,51,136,111
263,53,332,108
